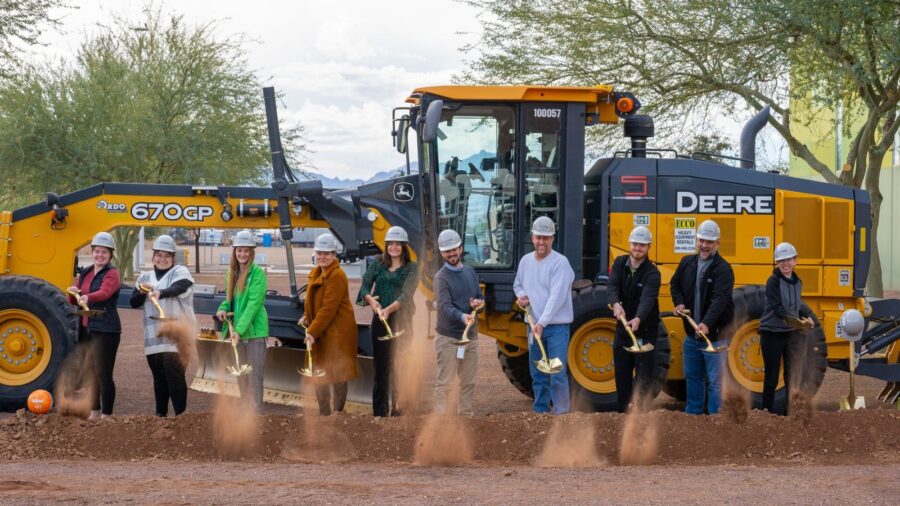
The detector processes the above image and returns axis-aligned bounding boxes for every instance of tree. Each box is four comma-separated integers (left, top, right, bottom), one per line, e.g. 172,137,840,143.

0,6,308,279
461,0,899,296
0,0,68,80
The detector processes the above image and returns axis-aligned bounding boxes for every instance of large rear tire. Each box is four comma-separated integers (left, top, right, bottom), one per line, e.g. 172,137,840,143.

0,276,77,411
728,285,827,411
497,342,532,398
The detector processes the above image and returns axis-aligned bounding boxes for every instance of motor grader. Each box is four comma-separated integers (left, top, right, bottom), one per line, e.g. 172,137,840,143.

1,85,897,411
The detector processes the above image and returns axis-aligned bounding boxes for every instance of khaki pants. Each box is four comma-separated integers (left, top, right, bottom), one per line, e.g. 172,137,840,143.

433,332,478,416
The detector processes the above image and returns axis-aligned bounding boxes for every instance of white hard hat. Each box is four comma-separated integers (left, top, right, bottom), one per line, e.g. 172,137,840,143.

232,230,256,248
90,232,116,250
774,242,798,262
438,229,462,251
629,225,652,244
839,309,865,342
152,234,177,253
385,226,409,243
531,216,556,237
696,220,720,241
313,233,342,253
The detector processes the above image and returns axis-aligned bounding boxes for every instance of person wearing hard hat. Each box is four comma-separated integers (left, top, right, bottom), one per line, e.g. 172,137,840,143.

608,225,662,413
129,234,195,417
301,233,358,415
514,216,575,415
66,231,123,419
759,242,815,415
433,228,484,416
670,219,735,415
215,230,269,411
357,226,419,417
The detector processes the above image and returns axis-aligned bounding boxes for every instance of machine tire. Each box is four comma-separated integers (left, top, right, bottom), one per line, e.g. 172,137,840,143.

496,343,533,398
0,276,77,411
728,285,827,412
568,284,670,412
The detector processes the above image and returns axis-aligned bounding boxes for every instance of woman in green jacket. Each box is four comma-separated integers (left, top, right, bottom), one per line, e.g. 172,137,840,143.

357,226,419,416
216,230,269,410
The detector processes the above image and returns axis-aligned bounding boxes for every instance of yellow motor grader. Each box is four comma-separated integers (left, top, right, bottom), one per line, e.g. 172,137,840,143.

1,85,897,411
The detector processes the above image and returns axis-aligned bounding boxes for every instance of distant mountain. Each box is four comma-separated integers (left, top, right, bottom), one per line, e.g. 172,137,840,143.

307,161,419,189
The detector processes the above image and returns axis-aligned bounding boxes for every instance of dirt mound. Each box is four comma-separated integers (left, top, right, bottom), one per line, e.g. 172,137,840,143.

2,408,898,466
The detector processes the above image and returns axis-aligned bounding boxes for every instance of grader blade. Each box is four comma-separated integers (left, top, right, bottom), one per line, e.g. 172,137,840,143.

191,338,375,408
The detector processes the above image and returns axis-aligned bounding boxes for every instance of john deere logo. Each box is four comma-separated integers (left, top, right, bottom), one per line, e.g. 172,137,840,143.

393,182,414,202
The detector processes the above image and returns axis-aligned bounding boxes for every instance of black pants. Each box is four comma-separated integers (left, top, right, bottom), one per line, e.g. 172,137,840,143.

315,382,348,416
79,328,120,415
613,328,656,413
146,352,187,417
371,314,401,417
760,329,805,415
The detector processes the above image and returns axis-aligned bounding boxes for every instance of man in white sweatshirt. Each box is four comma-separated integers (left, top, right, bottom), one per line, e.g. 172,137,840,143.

514,216,575,414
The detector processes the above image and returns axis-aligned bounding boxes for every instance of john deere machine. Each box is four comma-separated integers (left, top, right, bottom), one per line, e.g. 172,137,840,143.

1,85,897,411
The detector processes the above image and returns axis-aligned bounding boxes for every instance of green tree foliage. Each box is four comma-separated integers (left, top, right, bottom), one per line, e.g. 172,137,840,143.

462,0,899,295
0,0,68,80
0,7,308,278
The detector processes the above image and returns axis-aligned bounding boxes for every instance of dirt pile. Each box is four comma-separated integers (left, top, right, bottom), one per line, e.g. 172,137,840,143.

413,414,473,466
2,408,898,466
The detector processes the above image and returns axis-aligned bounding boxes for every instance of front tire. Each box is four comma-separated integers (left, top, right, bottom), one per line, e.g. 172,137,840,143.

0,276,78,410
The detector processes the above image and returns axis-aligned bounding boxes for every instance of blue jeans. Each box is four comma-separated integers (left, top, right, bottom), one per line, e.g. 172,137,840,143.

529,324,570,414
682,335,724,414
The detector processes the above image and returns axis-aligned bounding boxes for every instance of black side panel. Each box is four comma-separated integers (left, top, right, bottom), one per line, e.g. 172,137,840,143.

358,174,423,253
607,158,658,213
562,102,585,279
853,188,871,296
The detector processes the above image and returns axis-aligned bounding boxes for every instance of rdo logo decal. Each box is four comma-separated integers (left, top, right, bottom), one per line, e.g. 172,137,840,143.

130,202,214,222
97,200,127,213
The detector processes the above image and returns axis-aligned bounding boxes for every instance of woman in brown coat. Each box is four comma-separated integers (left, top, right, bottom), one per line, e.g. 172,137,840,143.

302,233,358,415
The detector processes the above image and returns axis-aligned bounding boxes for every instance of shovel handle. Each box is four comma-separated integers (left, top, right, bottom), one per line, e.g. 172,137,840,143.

149,294,166,320
676,309,719,349
608,304,644,349
67,288,91,311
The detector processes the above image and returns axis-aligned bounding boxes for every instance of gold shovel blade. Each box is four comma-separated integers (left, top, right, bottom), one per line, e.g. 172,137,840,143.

226,364,253,376
624,343,654,354
535,357,564,374
298,367,326,378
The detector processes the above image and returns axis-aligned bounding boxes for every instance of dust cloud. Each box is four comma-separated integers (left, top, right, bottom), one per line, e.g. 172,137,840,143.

282,381,356,463
53,343,96,418
720,373,751,425
618,402,659,466
211,372,258,459
156,318,197,368
413,414,473,466
534,416,604,467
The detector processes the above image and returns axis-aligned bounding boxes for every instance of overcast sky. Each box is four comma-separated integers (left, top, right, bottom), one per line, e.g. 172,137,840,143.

35,0,483,180
33,1,787,179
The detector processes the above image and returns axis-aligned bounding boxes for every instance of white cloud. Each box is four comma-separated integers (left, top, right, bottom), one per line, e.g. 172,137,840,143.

34,0,482,180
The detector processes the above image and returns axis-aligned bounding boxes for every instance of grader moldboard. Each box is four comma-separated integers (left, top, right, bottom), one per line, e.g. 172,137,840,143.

1,85,898,411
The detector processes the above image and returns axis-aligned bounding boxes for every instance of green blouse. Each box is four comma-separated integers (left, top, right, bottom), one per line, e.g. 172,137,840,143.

356,259,419,313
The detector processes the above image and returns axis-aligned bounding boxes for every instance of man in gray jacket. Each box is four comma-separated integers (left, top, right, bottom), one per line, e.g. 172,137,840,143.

433,229,484,416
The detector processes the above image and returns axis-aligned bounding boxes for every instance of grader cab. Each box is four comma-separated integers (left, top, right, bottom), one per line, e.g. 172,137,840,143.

0,84,897,411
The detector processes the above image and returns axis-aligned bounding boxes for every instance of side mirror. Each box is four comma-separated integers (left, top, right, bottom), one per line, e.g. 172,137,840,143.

421,100,443,143
395,115,410,154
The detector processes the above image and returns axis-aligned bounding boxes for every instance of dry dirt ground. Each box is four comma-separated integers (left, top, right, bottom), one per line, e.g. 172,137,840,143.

1,270,898,504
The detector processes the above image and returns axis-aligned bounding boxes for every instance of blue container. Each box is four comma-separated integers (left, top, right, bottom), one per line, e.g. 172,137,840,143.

262,232,272,247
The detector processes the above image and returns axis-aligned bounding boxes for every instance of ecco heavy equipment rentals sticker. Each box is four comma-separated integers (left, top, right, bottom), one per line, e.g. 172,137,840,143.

674,217,696,253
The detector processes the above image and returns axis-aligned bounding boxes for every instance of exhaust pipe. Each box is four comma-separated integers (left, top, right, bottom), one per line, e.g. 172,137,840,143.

740,106,770,169
624,115,654,158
